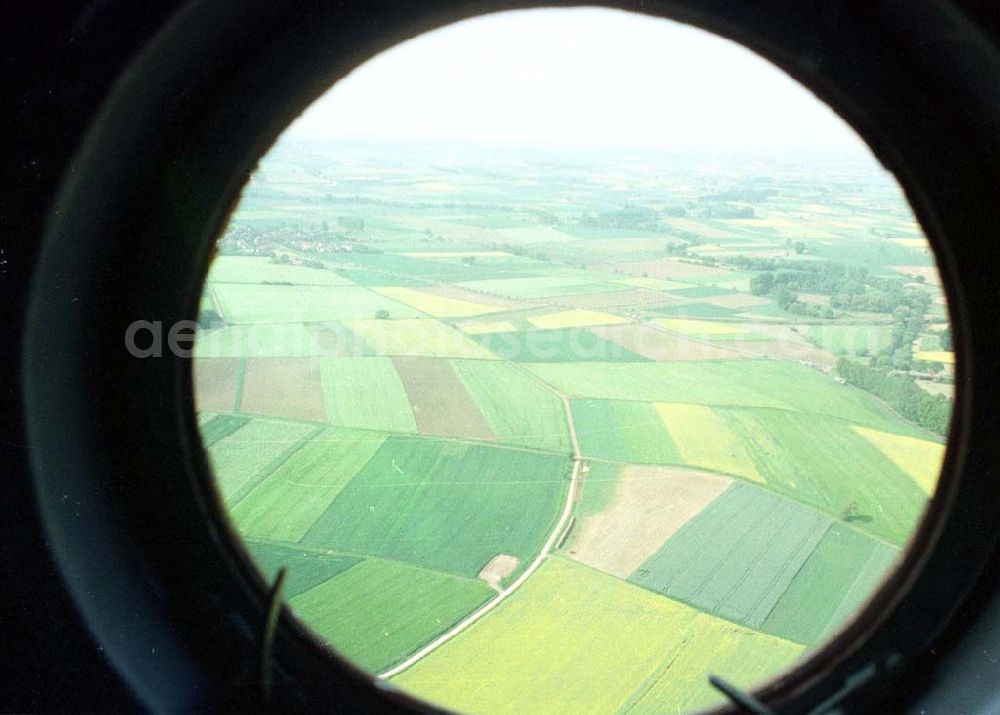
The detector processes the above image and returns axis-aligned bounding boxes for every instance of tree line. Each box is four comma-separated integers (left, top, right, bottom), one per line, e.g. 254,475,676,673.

836,358,950,436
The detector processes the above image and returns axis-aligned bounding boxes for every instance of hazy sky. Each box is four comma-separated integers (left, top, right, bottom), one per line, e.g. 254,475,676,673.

284,7,868,155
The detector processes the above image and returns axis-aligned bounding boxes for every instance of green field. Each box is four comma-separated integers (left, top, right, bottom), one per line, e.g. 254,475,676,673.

458,275,622,300
289,557,493,672
245,540,362,598
762,524,898,643
394,557,804,714
301,436,571,577
573,462,624,519
230,427,386,542
719,408,927,544
346,318,499,359
805,324,893,355
199,414,249,447
631,483,830,629
195,323,328,358
206,419,317,501
214,284,420,323
319,357,417,432
207,255,355,285
652,301,738,318
527,359,931,435
453,360,572,454
571,399,681,464
471,328,648,362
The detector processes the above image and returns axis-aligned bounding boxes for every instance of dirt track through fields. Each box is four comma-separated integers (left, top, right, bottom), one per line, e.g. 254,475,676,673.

378,373,582,679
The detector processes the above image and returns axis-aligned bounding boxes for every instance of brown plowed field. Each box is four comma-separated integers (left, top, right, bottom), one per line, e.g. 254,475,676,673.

193,357,240,412
617,259,738,280
240,357,326,421
570,465,731,578
392,356,495,440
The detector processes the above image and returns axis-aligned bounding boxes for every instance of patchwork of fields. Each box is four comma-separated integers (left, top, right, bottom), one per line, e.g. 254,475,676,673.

194,144,951,712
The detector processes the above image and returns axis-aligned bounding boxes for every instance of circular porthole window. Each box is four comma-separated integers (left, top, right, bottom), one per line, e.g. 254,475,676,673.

189,9,953,713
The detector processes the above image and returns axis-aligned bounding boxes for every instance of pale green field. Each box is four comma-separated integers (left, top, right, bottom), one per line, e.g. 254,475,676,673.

458,275,622,300
452,360,572,454
206,419,317,501
526,360,931,436
195,323,327,358
319,357,417,433
230,428,386,541
213,284,420,323
207,255,355,285
346,318,500,359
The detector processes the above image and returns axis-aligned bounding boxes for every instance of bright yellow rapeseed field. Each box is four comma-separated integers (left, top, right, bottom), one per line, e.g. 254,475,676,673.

393,557,802,714
655,403,764,483
852,426,945,494
372,287,502,318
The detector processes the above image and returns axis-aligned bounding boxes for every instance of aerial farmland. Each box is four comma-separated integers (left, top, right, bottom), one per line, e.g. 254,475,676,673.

194,141,952,713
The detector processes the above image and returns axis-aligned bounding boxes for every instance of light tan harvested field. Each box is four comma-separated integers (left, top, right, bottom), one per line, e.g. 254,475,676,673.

892,265,942,285
617,258,739,280
391,356,495,440
569,466,732,578
547,288,681,310
240,357,326,421
700,293,774,309
916,379,955,399
725,340,837,367
579,238,675,255
420,284,526,310
478,554,520,591
193,357,240,412
589,324,744,361
720,323,837,365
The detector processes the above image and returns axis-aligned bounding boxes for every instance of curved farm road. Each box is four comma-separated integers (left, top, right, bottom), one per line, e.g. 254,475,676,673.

378,395,582,679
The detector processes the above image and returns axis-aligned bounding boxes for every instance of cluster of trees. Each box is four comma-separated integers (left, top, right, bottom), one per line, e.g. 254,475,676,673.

579,203,661,231
665,241,692,256
523,207,560,225
699,187,777,202
836,359,951,435
337,216,365,230
703,204,754,219
745,260,929,320
748,271,833,318
268,254,325,270
487,242,551,262
862,304,930,371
